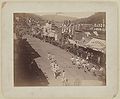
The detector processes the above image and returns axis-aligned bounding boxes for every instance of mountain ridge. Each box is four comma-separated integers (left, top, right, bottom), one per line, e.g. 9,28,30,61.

41,14,78,22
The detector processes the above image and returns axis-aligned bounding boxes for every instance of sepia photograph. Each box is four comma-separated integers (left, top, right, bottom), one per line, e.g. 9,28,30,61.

1,1,118,98
14,12,106,86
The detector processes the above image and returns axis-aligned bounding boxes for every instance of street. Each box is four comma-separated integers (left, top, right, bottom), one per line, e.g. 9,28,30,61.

25,35,103,86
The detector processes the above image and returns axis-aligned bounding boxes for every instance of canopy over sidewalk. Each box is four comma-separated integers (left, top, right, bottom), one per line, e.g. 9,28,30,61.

85,38,106,53
68,37,91,48
68,38,106,53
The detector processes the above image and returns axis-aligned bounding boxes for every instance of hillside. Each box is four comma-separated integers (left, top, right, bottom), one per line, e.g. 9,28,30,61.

41,14,78,22
73,12,106,24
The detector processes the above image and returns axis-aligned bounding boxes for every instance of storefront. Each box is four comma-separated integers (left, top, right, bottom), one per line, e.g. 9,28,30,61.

68,38,106,67
85,38,106,66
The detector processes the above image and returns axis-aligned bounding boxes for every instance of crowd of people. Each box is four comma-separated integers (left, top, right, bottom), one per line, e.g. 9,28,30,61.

47,52,69,86
70,55,104,77
14,14,106,83
46,51,105,85
28,20,105,81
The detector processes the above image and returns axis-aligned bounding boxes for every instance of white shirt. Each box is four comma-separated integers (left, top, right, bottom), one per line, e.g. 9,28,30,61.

91,67,96,71
83,64,86,68
81,59,85,64
76,61,80,65
76,58,80,62
71,57,74,61
99,67,104,72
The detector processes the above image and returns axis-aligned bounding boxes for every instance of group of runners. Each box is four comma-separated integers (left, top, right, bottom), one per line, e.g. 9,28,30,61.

47,51,104,85
70,55,104,76
47,52,69,85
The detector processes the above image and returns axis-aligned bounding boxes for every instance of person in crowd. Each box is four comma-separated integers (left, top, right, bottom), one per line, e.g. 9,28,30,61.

77,60,82,69
76,56,81,68
81,59,85,65
49,54,61,79
70,56,75,65
99,66,104,74
54,64,61,79
82,63,87,72
85,62,90,71
50,61,56,78
50,61,55,68
47,52,51,60
91,65,97,76
97,56,101,65
61,70,69,86
75,56,80,62
82,37,85,43
90,52,94,62
50,54,56,63
86,52,91,61
51,65,57,79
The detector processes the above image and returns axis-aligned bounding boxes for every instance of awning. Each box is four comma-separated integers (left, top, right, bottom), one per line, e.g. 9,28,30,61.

85,38,106,53
68,37,91,47
68,38,91,48
68,38,106,53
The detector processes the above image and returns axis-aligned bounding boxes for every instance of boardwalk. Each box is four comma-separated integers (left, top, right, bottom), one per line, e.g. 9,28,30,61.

25,35,103,86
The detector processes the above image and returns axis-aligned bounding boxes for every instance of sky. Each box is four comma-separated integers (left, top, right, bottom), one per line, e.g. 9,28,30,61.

35,12,96,18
